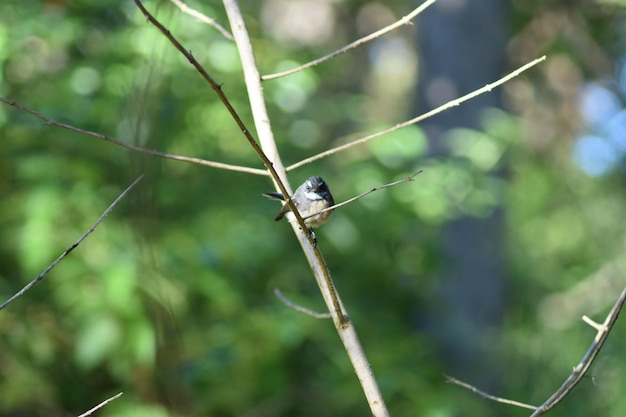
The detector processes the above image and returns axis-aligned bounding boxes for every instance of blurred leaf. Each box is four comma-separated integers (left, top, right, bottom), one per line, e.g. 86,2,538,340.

76,314,121,369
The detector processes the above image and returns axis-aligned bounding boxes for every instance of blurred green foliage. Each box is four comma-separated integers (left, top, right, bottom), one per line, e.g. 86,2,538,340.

1,1,626,416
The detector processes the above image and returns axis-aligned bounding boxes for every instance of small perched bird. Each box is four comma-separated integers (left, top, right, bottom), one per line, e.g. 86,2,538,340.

264,176,334,228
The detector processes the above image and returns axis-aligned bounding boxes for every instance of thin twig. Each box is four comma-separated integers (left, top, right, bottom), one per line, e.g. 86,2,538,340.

170,0,234,41
0,97,267,176
274,289,331,319
76,392,123,417
444,374,537,410
0,176,143,311
262,0,438,81
447,287,626,416
302,171,422,222
287,55,547,171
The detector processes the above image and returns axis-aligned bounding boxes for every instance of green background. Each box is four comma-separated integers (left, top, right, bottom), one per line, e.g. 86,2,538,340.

1,1,625,416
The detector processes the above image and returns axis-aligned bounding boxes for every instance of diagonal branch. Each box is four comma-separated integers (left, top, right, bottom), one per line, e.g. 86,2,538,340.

287,55,547,171
0,97,268,176
133,0,301,221
261,0,438,81
133,2,328,313
0,176,143,311
134,1,342,326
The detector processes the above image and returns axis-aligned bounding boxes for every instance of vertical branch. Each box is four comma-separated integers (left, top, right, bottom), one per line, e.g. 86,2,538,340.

222,1,390,416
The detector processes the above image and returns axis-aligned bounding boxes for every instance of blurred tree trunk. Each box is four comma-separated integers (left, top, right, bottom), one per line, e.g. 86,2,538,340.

415,0,508,391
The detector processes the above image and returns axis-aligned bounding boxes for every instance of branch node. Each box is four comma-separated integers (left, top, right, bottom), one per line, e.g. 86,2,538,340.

582,315,603,331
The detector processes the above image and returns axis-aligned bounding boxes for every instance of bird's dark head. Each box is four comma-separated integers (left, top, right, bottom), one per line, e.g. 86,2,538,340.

304,176,330,199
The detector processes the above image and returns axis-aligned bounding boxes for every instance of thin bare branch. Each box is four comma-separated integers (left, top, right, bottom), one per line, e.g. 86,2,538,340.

444,374,537,410
0,176,143,311
529,286,626,416
274,288,331,319
262,0,438,81
170,0,234,41
0,97,267,176
448,286,626,416
303,170,422,222
287,55,547,171
77,392,123,417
